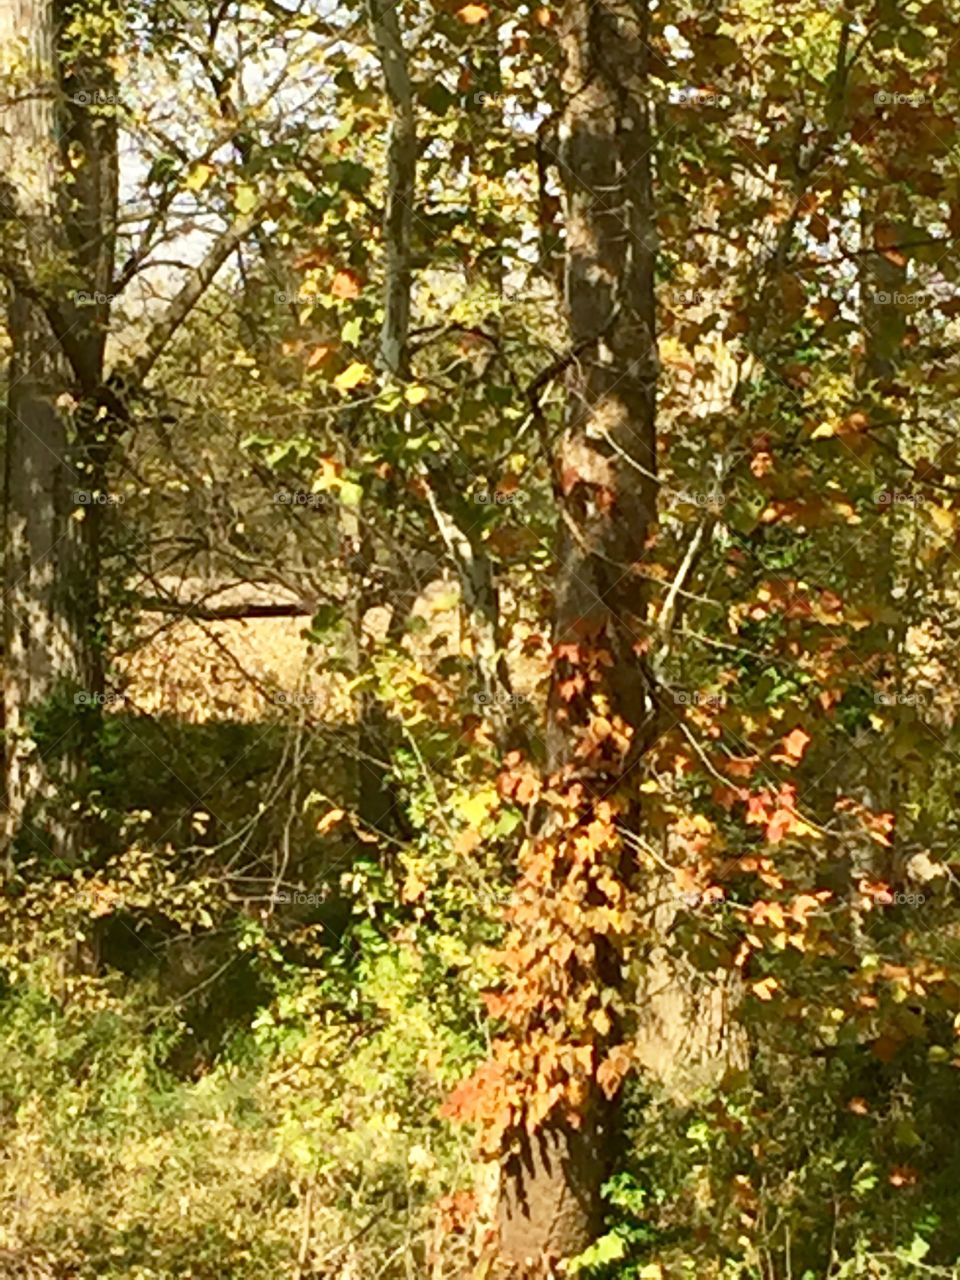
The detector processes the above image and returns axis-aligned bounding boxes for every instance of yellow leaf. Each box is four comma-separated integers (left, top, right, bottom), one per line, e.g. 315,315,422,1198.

929,505,957,535
334,361,371,392
591,1007,612,1036
185,163,213,192
457,2,489,20
405,384,429,405
313,457,341,490
457,787,499,826
234,183,257,214
751,976,779,1001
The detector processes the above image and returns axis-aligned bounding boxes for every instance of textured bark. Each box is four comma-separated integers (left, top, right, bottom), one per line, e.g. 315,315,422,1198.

348,0,422,835
632,890,748,1094
0,0,115,864
367,0,416,380
498,1110,616,1272
497,0,660,1266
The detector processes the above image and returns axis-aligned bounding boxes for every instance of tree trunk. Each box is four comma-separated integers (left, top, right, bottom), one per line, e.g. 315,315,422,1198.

1,4,256,870
0,0,115,865
353,0,418,835
496,0,659,1266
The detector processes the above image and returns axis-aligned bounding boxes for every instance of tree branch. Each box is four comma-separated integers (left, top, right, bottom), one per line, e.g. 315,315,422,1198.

117,211,261,388
135,596,318,620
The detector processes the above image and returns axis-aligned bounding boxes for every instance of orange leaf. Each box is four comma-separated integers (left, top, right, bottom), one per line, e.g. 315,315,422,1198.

457,2,489,21
751,976,778,1001
306,343,334,370
402,868,428,903
750,901,786,929
872,1033,902,1063
721,754,760,779
454,828,482,856
771,727,811,766
596,1044,633,1099
515,773,541,806
331,269,361,299
316,807,346,834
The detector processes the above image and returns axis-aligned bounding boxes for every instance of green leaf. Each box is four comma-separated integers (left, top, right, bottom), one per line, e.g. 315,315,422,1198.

569,1231,626,1272
310,604,344,633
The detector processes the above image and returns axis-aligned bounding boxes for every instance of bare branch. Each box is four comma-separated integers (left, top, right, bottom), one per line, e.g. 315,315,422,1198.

118,212,261,388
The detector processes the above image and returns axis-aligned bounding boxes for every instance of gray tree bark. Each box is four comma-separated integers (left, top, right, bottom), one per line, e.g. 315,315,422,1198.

0,0,116,865
0,1,256,867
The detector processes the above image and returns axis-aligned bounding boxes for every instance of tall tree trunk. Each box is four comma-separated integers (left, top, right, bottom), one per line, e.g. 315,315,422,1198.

346,0,421,836
0,0,116,866
836,191,908,914
496,0,659,1267
1,2,257,869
